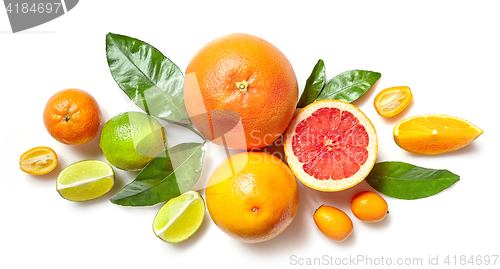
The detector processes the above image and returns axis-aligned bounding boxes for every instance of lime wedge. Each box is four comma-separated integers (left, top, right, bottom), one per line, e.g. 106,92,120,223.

153,191,205,243
56,160,114,202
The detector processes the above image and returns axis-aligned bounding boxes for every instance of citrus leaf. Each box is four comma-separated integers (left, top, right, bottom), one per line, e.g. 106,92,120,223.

105,32,191,125
315,70,381,103
365,161,460,200
297,59,326,108
110,142,205,206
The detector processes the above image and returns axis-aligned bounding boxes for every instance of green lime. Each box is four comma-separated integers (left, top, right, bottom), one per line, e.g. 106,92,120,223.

56,160,114,202
100,112,167,171
153,191,205,243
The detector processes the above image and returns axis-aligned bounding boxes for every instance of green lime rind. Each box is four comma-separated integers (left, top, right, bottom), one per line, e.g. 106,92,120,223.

99,111,167,171
56,160,115,202
153,191,205,244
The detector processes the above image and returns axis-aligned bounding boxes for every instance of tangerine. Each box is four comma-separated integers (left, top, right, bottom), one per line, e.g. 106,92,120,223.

43,89,102,145
351,191,388,222
183,33,298,150
205,152,299,243
313,205,353,242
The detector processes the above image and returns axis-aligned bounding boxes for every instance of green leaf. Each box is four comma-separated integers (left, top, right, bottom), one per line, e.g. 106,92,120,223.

297,59,326,108
365,161,460,200
315,70,381,103
110,142,205,206
106,32,191,125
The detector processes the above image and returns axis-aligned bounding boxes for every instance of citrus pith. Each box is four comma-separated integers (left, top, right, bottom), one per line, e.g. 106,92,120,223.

183,33,298,150
284,99,378,192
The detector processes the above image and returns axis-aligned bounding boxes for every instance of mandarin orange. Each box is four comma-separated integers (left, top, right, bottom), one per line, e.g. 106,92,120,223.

43,89,102,145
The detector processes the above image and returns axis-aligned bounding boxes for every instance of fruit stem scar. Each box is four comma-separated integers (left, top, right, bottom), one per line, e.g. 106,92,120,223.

252,207,259,213
235,80,249,94
63,115,70,121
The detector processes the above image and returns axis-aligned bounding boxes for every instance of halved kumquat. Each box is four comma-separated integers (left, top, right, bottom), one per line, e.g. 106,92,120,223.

374,86,413,117
19,146,58,175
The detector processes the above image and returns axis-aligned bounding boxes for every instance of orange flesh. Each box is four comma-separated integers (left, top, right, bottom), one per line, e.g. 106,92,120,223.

292,107,369,180
395,115,483,154
19,146,58,175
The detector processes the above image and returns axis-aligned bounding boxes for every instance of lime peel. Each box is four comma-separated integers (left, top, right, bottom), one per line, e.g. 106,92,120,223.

56,160,115,202
153,191,205,243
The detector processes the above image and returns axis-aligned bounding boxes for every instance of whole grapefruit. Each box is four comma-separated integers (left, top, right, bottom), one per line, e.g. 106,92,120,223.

205,152,299,243
183,33,298,150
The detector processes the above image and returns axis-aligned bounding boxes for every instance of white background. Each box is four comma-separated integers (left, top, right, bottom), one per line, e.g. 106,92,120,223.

2,1,499,268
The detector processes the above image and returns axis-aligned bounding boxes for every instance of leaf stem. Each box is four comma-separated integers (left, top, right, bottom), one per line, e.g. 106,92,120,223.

183,124,206,143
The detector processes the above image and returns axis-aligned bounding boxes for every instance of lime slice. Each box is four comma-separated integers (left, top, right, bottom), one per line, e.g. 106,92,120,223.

56,160,114,202
153,191,205,243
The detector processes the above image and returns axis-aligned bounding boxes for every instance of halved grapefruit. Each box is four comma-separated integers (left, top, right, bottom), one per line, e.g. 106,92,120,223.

284,100,378,192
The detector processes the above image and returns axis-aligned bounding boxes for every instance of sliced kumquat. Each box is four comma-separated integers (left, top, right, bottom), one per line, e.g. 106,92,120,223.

374,86,413,117
19,146,58,175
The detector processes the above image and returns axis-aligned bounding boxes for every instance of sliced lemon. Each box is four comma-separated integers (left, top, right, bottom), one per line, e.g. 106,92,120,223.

56,160,114,202
153,191,205,243
374,86,413,117
19,146,58,175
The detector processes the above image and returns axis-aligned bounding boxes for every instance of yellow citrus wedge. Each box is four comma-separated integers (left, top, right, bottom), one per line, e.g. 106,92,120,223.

56,160,114,202
153,191,205,244
19,146,58,175
394,114,483,154
374,86,413,117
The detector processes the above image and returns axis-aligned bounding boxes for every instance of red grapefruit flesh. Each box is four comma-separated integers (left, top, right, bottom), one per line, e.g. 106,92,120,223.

284,100,378,192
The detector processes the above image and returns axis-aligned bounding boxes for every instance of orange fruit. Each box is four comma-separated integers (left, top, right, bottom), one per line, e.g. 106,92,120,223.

284,99,378,192
183,33,298,150
393,114,483,154
19,146,58,175
351,191,388,222
43,89,102,145
313,205,353,242
374,86,413,117
205,152,299,243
